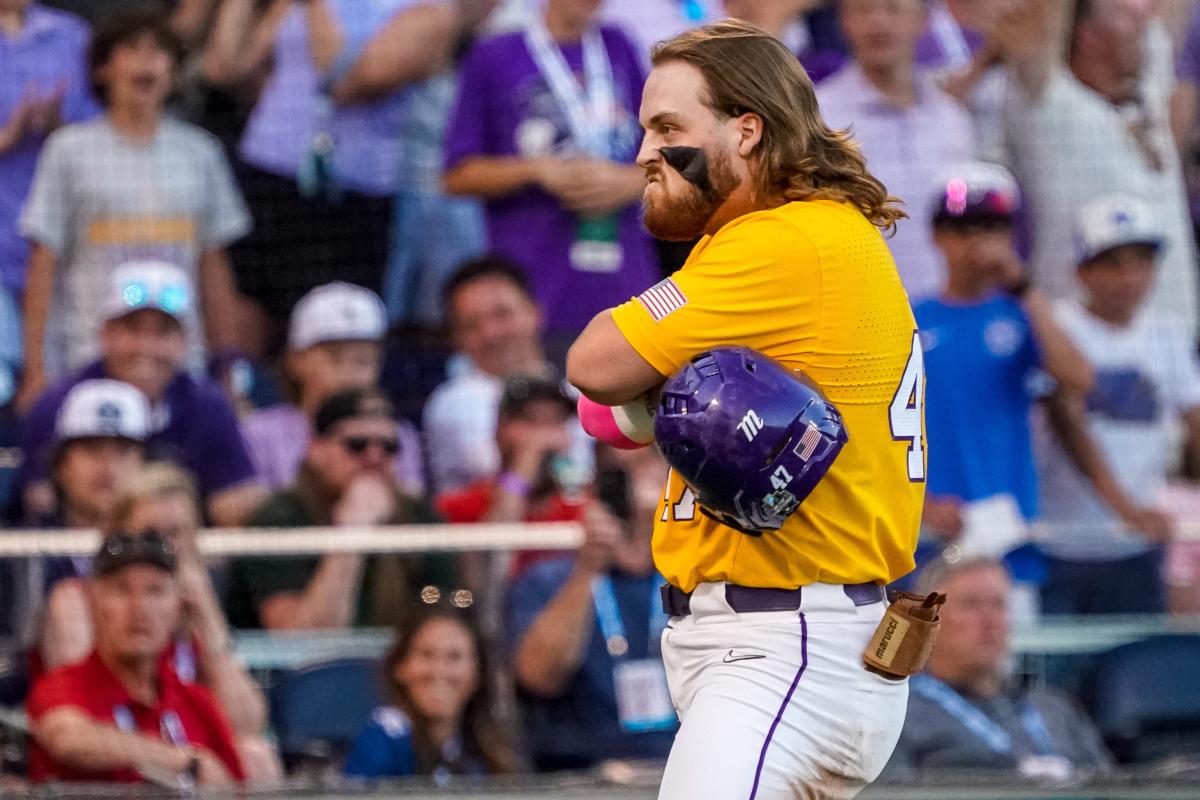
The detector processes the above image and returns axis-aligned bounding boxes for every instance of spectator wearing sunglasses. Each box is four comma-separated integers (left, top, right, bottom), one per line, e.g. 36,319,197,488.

224,387,442,631
18,260,268,527
27,531,245,786
240,281,423,494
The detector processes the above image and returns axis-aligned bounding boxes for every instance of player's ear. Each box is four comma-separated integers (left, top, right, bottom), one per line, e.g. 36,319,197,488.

734,112,764,158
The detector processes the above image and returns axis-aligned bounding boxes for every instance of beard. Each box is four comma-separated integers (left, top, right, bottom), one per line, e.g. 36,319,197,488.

642,146,741,242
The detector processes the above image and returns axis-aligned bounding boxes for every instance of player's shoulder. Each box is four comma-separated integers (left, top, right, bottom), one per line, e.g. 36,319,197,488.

715,200,874,246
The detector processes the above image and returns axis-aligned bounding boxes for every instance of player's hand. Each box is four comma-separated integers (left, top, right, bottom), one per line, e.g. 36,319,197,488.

922,496,964,541
1121,505,1174,543
575,501,623,575
333,473,397,526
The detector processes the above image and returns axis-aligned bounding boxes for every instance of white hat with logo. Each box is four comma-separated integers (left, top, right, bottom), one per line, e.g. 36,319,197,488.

288,282,387,351
54,379,150,445
1075,194,1164,265
101,260,193,323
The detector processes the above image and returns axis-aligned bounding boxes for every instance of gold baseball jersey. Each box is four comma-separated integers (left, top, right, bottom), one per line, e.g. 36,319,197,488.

612,199,925,592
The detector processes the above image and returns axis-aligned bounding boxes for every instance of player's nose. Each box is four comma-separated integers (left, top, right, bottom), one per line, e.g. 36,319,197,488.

636,135,662,170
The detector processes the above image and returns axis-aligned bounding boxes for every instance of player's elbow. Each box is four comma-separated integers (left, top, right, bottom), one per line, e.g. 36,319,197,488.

567,318,620,403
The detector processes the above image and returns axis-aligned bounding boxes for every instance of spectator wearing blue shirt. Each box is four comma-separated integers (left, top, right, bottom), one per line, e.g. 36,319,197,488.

19,260,267,526
343,603,519,781
506,445,675,771
914,162,1093,591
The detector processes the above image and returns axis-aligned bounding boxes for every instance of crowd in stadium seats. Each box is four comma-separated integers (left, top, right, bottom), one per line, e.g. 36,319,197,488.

2,0,1200,790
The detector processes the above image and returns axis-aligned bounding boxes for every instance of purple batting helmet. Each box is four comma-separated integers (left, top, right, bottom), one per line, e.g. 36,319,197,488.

654,347,848,535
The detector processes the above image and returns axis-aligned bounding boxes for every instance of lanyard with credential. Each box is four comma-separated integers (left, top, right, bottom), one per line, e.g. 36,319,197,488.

524,21,614,159
911,675,1058,757
591,575,667,659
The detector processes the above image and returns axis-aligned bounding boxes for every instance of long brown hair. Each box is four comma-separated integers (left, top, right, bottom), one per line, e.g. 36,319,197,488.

652,20,906,232
382,604,518,775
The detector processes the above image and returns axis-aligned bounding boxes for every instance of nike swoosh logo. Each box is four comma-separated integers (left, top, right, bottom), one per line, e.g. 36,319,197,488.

723,650,766,663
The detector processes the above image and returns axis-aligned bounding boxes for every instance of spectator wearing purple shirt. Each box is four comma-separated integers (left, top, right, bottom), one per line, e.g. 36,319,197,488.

19,260,267,527
443,0,659,345
240,282,425,494
0,0,98,379
817,0,976,303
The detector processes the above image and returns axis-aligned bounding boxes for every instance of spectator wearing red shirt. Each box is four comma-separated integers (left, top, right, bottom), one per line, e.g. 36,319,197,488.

437,375,587,578
27,531,244,787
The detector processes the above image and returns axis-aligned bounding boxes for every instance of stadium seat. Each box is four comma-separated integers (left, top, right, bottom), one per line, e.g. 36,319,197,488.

269,657,383,769
1084,635,1200,763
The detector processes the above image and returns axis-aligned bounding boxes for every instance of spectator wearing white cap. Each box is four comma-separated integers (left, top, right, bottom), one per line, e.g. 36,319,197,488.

1036,194,1200,615
239,282,424,494
914,162,1092,601
33,379,149,626
19,260,267,527
46,378,148,530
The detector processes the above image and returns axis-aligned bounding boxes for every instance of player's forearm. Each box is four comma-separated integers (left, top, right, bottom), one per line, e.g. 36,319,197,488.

443,157,543,199
514,570,597,697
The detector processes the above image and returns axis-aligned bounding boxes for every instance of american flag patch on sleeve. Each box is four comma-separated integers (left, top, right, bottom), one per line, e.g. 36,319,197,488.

637,278,688,322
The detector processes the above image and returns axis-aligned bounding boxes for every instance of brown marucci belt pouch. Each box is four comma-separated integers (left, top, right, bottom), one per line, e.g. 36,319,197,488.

862,591,946,680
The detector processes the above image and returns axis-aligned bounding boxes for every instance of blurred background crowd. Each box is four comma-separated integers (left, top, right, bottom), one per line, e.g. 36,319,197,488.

2,0,1200,793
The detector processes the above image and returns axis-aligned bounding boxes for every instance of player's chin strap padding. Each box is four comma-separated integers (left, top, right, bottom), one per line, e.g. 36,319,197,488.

862,591,947,680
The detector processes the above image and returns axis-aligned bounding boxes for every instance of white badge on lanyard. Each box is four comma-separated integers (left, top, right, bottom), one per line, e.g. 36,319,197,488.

524,20,624,273
592,576,676,733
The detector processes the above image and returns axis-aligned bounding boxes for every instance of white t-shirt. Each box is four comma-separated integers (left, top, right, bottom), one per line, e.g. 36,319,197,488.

1038,301,1200,561
1002,22,1198,335
422,364,594,494
20,117,251,377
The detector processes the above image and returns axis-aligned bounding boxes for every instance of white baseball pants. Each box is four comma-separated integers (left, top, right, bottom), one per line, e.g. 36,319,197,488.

658,582,909,800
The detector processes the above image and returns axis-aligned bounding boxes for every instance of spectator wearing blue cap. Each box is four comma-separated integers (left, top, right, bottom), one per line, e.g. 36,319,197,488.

914,162,1092,603
19,260,267,527
1036,194,1200,615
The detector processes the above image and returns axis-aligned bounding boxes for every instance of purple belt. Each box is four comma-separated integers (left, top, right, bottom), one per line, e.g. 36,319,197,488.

660,582,884,617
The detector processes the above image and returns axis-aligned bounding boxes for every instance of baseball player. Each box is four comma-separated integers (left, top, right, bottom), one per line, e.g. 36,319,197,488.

566,21,926,800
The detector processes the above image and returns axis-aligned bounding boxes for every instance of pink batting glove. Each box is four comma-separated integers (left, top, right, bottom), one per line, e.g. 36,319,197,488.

577,394,655,450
